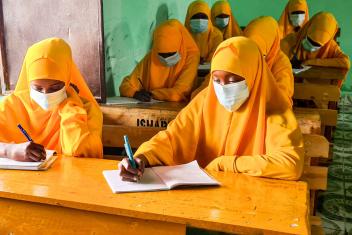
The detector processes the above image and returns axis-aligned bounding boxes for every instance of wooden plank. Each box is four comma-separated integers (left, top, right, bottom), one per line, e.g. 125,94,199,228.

294,107,337,126
302,166,328,191
0,0,8,94
303,134,329,159
294,66,347,81
0,197,185,235
103,125,161,148
1,0,105,100
294,83,340,102
310,216,322,226
311,225,324,235
295,111,321,134
101,102,185,126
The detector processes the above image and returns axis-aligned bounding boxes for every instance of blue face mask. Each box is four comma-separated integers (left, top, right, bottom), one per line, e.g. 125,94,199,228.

215,17,230,28
158,52,181,67
190,19,208,33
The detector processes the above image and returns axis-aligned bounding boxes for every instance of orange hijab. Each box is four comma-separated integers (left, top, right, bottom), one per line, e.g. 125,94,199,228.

185,0,223,61
211,0,242,39
198,37,292,156
290,12,339,61
137,19,199,91
244,16,281,69
278,0,309,38
0,38,100,153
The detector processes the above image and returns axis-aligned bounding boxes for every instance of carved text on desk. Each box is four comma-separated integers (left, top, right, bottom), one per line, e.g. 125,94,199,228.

137,118,169,128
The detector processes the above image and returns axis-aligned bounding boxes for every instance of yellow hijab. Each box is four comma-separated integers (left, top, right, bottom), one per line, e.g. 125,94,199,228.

211,0,242,39
0,38,102,157
278,0,309,38
185,0,223,62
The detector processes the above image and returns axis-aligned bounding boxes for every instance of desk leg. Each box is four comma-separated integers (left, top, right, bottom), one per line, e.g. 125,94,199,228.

0,197,186,235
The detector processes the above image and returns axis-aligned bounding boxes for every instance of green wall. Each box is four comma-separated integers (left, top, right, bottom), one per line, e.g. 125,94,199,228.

103,0,352,96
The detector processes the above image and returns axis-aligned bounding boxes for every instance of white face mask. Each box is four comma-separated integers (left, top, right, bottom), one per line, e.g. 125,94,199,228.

290,13,305,27
302,37,321,52
30,86,67,110
215,17,230,28
158,52,181,67
190,19,208,33
213,80,249,112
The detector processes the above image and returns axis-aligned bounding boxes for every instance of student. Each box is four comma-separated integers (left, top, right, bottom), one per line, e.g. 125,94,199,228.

211,0,242,40
119,19,199,102
244,16,294,103
0,38,103,161
185,0,223,63
278,0,309,39
119,37,304,182
281,12,350,86
192,16,294,101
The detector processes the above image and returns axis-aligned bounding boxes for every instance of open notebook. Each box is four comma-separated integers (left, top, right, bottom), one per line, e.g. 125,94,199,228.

0,150,57,170
106,97,164,105
103,161,220,193
293,65,311,74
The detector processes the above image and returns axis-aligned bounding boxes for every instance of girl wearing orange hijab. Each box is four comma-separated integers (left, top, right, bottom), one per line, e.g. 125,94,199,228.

211,0,242,40
244,16,294,103
281,12,350,79
278,0,309,38
185,0,223,63
119,19,199,102
0,38,103,161
119,37,304,182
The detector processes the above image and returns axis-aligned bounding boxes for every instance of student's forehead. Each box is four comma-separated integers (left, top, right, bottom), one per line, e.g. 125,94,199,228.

30,79,64,86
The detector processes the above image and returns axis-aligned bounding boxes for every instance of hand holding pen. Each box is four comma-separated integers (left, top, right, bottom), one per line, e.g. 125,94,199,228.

7,124,46,162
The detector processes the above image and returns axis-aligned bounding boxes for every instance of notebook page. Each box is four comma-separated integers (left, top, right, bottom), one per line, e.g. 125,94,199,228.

152,161,220,189
0,150,56,169
103,168,168,193
293,65,311,74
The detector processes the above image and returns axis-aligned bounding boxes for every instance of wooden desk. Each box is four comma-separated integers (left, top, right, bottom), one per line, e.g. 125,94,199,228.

294,66,348,82
0,157,310,235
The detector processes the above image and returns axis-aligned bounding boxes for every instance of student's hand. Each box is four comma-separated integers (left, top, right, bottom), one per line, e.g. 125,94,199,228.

6,142,46,162
200,57,206,64
118,157,147,182
290,55,302,69
133,90,152,102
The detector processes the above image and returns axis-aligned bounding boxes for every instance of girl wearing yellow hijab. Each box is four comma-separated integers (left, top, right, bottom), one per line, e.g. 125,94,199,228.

119,37,304,182
0,38,103,161
278,0,309,39
185,0,223,63
211,0,242,40
281,12,350,84
244,16,294,103
119,19,200,102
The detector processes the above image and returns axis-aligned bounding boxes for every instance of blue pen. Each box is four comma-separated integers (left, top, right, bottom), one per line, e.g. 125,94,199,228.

123,135,137,169
17,124,33,142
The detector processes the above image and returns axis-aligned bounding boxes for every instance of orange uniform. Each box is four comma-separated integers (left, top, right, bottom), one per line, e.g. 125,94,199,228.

244,16,294,103
135,37,304,180
120,19,200,102
278,0,309,38
211,0,242,39
185,0,223,62
281,12,350,70
0,38,103,158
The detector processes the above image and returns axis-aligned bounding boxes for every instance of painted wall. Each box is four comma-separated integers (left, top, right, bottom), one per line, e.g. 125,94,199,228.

103,0,352,96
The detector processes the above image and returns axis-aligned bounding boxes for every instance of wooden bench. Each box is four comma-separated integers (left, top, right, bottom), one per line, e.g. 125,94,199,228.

293,66,348,140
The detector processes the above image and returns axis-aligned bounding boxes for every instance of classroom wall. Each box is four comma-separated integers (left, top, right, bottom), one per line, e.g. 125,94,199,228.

103,0,352,96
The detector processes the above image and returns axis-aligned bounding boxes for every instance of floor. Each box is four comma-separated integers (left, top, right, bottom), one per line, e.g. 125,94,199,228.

317,91,352,235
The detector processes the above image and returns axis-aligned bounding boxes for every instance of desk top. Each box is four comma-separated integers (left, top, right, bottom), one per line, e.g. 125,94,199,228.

0,157,309,235
294,66,348,80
